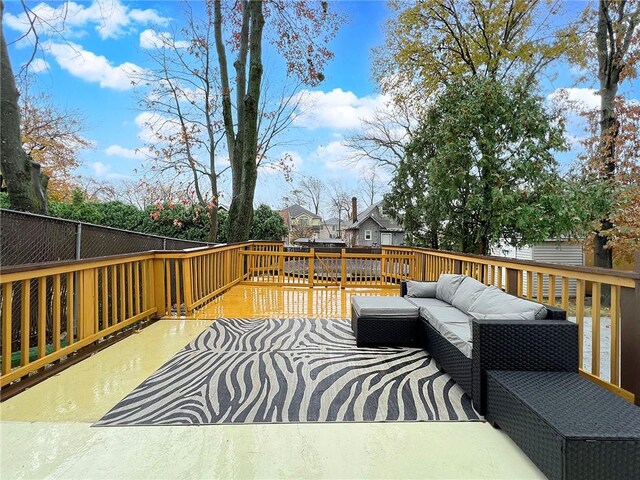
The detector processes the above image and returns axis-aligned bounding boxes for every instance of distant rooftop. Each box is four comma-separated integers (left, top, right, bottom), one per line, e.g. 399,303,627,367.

280,204,321,219
347,200,403,232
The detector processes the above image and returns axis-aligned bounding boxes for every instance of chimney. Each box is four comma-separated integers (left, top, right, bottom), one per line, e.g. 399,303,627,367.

352,197,358,223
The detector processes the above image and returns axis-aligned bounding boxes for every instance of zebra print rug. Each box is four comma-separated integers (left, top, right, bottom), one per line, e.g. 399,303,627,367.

96,318,480,426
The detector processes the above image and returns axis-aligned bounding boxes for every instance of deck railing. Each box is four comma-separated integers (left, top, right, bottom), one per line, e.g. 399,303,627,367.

0,243,251,387
1,242,638,405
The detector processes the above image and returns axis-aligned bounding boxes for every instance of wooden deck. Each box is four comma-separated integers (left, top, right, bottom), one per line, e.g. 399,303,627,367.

1,284,546,479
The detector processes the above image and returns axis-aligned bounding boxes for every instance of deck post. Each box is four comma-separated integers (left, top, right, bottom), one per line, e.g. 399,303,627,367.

620,251,640,406
341,249,347,288
308,248,315,287
182,257,193,315
78,269,96,339
453,259,462,274
152,256,166,317
505,268,519,296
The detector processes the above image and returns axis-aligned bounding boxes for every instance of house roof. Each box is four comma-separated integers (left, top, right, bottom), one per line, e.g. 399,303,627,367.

345,201,403,232
323,217,343,226
281,204,321,219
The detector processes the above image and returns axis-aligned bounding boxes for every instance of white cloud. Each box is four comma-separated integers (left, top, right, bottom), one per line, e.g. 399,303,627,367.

91,161,130,179
105,145,146,160
4,0,169,40
294,88,390,130
135,111,181,144
140,29,189,49
312,141,354,171
548,87,600,110
49,42,144,90
25,58,50,74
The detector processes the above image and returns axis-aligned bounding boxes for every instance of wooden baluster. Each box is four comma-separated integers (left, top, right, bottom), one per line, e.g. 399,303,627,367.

175,261,182,316
610,285,620,386
591,282,601,377
164,261,171,316
20,280,30,366
127,263,134,318
135,262,141,314
576,279,586,370
548,275,556,306
561,277,569,312
526,271,533,299
101,268,108,328
53,274,61,350
536,273,544,302
120,264,126,322
37,277,46,358
2,283,13,375
66,273,74,344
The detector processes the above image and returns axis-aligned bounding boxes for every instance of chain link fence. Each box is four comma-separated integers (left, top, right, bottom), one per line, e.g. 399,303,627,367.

0,209,213,267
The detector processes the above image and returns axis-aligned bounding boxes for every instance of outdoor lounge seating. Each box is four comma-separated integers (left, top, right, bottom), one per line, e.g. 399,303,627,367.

486,370,640,480
399,275,576,414
351,296,420,347
349,274,640,478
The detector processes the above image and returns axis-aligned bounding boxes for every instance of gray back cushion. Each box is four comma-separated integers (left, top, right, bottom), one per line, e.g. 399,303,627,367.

435,274,466,304
451,277,487,314
469,286,547,319
406,280,437,298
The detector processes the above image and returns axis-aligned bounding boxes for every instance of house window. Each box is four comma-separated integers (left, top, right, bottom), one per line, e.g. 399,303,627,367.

299,217,308,226
364,230,372,241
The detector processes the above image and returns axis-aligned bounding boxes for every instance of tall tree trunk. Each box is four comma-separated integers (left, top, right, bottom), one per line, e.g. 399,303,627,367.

593,0,639,303
594,0,638,277
227,1,264,242
0,2,47,213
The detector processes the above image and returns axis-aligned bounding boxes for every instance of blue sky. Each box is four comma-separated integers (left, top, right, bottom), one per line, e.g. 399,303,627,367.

4,0,638,217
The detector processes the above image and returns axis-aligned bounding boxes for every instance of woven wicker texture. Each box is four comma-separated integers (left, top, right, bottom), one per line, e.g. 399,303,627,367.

351,306,419,347
472,319,578,413
421,320,472,395
487,371,640,480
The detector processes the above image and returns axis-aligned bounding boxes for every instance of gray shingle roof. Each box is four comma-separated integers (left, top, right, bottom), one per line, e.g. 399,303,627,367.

346,201,403,232
281,204,321,219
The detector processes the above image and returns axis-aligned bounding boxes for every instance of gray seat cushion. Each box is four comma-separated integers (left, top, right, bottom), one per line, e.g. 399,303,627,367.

352,296,419,319
451,276,487,314
434,321,473,359
406,280,437,298
469,286,547,319
420,305,471,329
435,274,466,303
404,297,450,310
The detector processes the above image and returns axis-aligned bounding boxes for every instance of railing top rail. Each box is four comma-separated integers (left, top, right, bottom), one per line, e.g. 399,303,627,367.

410,246,640,282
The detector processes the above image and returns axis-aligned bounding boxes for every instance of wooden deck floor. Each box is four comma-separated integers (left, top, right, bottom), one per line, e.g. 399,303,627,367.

188,283,399,319
1,283,545,479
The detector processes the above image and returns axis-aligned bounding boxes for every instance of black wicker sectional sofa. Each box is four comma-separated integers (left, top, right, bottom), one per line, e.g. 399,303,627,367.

400,275,577,414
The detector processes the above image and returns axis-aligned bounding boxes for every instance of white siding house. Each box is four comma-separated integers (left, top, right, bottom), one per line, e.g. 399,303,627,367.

491,241,584,297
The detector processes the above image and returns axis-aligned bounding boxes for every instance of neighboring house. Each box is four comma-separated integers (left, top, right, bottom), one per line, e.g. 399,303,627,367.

319,217,345,240
279,204,323,244
345,200,404,247
491,240,584,297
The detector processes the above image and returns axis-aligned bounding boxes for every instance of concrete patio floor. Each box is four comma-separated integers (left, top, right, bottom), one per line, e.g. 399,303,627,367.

1,285,546,479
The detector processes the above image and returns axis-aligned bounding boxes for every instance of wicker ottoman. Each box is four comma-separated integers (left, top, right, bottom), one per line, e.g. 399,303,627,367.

486,370,640,480
351,296,420,347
